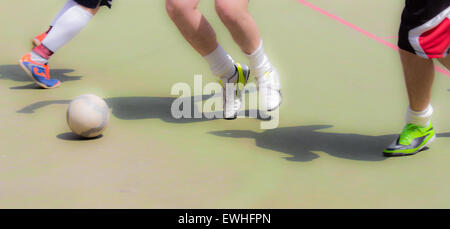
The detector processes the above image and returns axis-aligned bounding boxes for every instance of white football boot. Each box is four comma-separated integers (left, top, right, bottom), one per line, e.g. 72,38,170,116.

257,68,282,111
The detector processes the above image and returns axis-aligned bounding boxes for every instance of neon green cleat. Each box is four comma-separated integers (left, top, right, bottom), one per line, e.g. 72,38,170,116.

384,122,436,157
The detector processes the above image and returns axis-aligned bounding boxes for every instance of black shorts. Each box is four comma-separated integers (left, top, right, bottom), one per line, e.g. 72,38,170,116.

398,0,450,59
74,0,112,9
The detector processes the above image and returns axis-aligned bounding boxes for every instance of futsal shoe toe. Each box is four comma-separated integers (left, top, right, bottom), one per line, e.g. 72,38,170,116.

383,122,435,157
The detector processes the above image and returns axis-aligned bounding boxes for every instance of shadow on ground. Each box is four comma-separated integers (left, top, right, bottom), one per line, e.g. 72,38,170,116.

17,98,450,156
17,95,270,124
210,125,450,162
57,132,104,141
0,65,81,89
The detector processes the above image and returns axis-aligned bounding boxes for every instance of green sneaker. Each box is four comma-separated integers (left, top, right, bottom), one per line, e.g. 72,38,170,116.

384,122,436,157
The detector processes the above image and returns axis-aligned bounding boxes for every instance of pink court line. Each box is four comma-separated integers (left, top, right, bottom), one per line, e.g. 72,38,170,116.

296,0,450,78
380,36,398,40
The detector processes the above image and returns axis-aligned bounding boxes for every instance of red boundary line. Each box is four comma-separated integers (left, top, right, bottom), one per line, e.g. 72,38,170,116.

296,0,450,78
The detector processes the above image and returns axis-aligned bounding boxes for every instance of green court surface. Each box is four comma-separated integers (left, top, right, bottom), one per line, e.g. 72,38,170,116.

1,0,450,208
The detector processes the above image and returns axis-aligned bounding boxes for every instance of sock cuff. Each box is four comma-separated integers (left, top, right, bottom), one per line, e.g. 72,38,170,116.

245,40,264,57
203,44,235,78
204,44,228,62
33,45,54,60
30,51,49,64
246,40,273,78
408,104,433,116
406,104,433,127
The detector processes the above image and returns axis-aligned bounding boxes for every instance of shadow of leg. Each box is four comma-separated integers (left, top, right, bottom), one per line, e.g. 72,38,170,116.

0,65,82,90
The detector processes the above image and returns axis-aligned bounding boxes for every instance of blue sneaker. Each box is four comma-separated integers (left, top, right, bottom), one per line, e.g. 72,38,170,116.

19,52,60,89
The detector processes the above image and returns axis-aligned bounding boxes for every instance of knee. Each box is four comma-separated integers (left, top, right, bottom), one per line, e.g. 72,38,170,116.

215,0,243,25
166,0,194,20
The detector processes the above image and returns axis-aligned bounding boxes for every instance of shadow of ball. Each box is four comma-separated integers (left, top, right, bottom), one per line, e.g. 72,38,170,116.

57,132,103,141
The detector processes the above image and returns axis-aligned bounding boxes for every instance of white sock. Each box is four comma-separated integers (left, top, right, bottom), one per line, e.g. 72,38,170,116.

406,105,433,127
50,0,78,27
245,40,272,79
30,51,48,64
42,4,93,52
203,44,236,80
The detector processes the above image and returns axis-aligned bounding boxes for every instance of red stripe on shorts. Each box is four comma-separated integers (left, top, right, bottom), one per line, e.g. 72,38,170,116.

419,18,450,59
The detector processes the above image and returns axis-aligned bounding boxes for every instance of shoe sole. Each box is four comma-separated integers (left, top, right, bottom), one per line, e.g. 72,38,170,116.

18,59,60,89
224,116,237,120
224,100,240,120
383,134,436,157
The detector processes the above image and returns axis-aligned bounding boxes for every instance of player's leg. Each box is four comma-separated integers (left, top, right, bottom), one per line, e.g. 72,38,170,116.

165,0,217,56
215,0,282,111
32,0,78,47
41,2,100,53
32,0,108,46
437,55,450,70
401,50,435,112
384,2,450,156
384,50,436,157
166,0,250,119
215,0,259,54
19,0,110,89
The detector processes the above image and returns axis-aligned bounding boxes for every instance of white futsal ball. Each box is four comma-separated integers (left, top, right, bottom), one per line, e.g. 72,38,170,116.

67,94,110,138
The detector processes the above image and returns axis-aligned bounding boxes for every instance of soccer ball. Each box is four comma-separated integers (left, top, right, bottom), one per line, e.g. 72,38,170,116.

67,94,110,138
